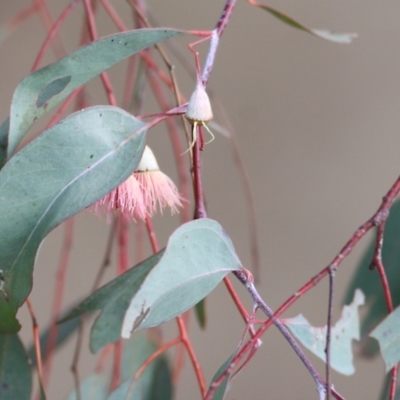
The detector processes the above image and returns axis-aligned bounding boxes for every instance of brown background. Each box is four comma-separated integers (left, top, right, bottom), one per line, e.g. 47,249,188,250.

1,1,399,399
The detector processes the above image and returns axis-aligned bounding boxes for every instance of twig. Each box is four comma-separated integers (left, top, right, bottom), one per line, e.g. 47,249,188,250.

325,265,336,400
233,269,327,397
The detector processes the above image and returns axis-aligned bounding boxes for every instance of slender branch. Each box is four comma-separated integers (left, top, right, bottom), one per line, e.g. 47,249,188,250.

31,0,79,71
325,266,336,400
192,126,206,219
26,298,45,391
233,270,326,396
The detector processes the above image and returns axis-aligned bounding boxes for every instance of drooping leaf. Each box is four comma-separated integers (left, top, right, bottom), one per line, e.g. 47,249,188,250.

61,252,163,353
62,219,242,352
121,219,242,338
252,3,357,43
195,298,207,329
106,332,172,400
0,106,146,334
370,305,400,372
1,28,183,164
343,199,400,358
66,374,108,400
283,289,365,375
207,352,236,400
0,334,32,400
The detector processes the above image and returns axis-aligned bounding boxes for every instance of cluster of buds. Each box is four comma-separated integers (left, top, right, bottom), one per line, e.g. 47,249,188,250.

90,146,183,221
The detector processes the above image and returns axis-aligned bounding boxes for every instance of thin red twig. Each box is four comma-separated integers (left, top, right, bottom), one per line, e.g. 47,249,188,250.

31,0,79,71
125,337,180,400
26,298,45,396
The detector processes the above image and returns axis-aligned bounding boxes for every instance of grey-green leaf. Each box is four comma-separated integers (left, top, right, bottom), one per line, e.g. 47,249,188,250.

66,374,108,400
370,305,400,372
0,334,32,400
121,219,242,338
207,352,236,400
283,289,364,376
3,28,183,161
62,219,242,352
107,332,172,400
343,199,400,358
0,106,146,334
254,4,357,43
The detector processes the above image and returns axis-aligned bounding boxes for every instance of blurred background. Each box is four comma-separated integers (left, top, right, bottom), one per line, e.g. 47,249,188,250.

2,0,400,399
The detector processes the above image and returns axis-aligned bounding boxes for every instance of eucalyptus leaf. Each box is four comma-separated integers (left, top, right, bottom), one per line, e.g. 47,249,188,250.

0,106,146,333
66,374,108,400
60,252,163,353
283,289,364,375
207,352,236,400
195,298,207,329
0,334,32,400
121,219,242,338
370,305,400,372
62,219,242,352
254,3,357,43
343,199,400,358
1,28,183,163
107,332,172,400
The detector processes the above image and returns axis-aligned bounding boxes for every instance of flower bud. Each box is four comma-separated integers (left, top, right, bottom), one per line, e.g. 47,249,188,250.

185,82,213,124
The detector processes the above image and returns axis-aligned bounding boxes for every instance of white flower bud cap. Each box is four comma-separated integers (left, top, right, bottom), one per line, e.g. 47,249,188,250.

185,82,213,124
136,146,159,172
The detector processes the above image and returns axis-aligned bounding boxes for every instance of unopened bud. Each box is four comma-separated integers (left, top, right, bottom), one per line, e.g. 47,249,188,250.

185,82,213,124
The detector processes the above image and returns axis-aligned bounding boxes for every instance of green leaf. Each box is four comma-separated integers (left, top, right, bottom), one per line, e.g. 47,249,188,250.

254,4,357,43
0,334,32,400
370,305,400,372
1,28,183,162
283,289,365,375
0,106,146,334
195,298,207,329
107,332,172,400
61,252,163,352
207,352,236,400
62,219,242,352
121,219,242,338
343,199,400,358
67,374,108,400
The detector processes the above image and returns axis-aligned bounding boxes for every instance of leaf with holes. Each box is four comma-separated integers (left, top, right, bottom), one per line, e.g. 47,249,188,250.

0,106,146,333
370,305,400,372
343,199,400,358
283,289,364,375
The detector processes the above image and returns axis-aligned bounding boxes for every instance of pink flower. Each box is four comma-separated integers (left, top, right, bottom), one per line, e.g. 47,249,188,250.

134,146,183,216
89,146,183,221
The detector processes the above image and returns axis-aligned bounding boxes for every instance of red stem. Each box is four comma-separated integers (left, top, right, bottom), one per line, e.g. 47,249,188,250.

83,0,117,106
193,126,206,219
26,298,45,396
31,0,79,71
